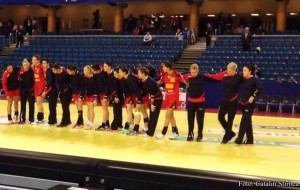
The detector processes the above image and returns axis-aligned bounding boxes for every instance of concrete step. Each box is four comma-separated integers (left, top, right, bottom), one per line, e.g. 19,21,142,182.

0,43,17,56
180,56,199,59
181,52,201,55
176,61,195,64
174,63,193,66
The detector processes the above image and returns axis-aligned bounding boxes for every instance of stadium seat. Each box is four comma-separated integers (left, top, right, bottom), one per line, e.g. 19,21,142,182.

281,96,295,114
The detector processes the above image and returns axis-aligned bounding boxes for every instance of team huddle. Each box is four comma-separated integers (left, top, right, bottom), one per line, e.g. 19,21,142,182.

2,54,263,144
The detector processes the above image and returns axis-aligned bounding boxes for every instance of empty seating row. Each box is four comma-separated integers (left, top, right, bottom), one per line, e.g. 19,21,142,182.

256,95,300,114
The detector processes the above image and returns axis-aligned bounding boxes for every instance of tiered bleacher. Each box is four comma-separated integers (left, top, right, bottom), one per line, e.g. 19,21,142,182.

0,35,6,52
197,35,300,81
0,35,186,71
197,35,300,113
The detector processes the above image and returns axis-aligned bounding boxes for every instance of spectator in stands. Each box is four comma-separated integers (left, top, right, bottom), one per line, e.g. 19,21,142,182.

205,23,213,47
276,75,283,83
92,9,101,29
241,27,252,51
235,24,244,35
226,14,233,31
143,32,153,45
253,63,261,78
16,25,25,48
127,13,136,32
32,17,37,35
133,26,140,35
24,16,32,35
181,27,189,40
255,25,265,35
288,75,297,84
142,16,149,30
154,13,161,31
170,16,178,32
175,29,183,41
0,18,4,32
6,18,14,33
190,28,196,44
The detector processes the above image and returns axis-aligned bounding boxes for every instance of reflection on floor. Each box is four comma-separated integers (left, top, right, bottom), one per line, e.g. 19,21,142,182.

0,100,299,181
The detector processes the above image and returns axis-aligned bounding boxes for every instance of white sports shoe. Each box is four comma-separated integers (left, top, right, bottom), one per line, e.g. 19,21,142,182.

155,133,164,140
31,120,44,125
169,132,179,140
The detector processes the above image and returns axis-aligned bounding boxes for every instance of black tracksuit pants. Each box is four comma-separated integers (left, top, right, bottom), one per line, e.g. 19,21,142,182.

187,101,205,138
111,99,123,130
59,89,72,125
48,90,58,124
146,99,163,136
20,89,35,123
218,100,237,142
236,102,256,143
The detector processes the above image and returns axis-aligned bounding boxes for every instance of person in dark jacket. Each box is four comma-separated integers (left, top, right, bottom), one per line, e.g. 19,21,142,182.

109,67,124,131
52,63,72,127
19,58,35,124
241,27,252,51
83,65,98,130
235,64,263,144
42,59,58,126
138,67,163,137
206,62,243,144
67,65,84,128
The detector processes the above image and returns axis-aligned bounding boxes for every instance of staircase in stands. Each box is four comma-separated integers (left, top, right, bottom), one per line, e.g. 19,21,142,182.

173,37,206,72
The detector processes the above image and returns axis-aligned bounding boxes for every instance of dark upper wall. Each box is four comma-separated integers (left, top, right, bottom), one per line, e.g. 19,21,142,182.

0,0,299,32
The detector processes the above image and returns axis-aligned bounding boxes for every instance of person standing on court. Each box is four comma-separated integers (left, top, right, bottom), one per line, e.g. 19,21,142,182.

19,58,35,124
2,64,20,124
42,59,58,126
67,65,85,128
155,62,186,140
137,67,163,137
235,65,263,144
52,63,72,127
31,54,46,124
185,64,215,142
206,62,243,144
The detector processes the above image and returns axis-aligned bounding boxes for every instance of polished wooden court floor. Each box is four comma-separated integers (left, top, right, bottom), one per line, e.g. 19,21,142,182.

0,100,299,181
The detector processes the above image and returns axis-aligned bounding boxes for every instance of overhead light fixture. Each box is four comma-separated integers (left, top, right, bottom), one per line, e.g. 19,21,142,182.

208,14,215,17
290,13,298,15
179,15,184,18
231,14,236,17
251,13,259,16
266,13,274,16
